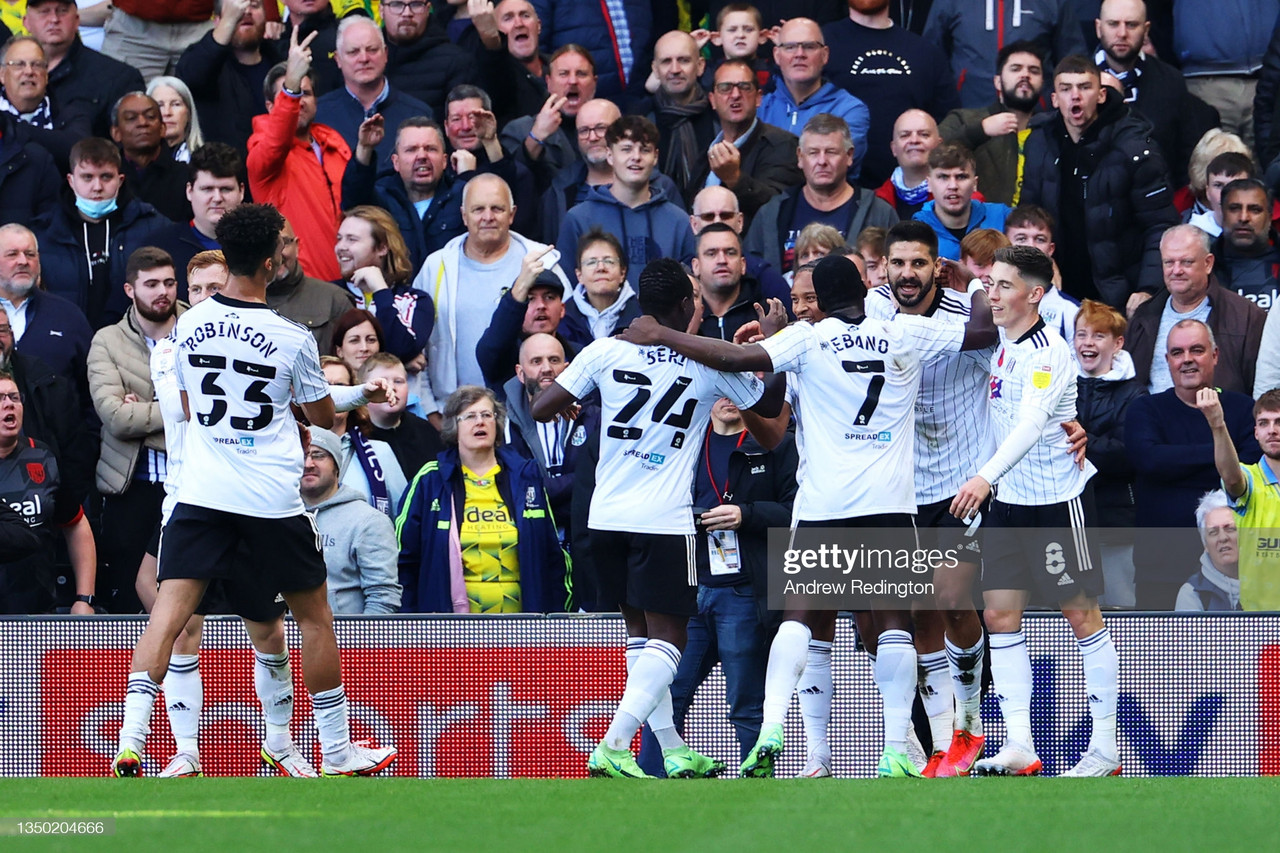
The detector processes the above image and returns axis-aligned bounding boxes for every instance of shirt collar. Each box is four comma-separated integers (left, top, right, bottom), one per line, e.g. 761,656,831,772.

711,117,759,150
347,80,391,117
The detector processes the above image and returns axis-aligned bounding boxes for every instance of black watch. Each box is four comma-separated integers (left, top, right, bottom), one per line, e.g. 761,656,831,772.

75,594,95,606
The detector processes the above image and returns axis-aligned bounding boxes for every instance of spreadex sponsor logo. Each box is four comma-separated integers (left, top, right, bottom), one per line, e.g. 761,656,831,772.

844,431,892,442
623,449,665,465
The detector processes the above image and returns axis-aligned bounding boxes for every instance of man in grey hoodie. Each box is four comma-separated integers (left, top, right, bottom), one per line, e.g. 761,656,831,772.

302,429,403,615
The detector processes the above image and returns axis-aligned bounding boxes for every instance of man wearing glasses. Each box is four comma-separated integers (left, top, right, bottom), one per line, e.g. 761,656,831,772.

758,17,870,180
686,60,803,229
381,0,479,123
0,36,91,168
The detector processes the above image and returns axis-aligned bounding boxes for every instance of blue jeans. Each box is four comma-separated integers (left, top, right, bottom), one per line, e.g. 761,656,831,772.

637,583,769,775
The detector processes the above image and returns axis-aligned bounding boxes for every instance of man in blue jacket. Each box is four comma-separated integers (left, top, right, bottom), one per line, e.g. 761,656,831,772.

913,142,1012,260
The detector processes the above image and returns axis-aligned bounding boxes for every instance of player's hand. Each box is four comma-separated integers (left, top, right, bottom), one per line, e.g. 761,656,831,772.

450,148,478,175
406,352,427,374
939,257,979,292
1126,290,1153,318
350,266,388,294
70,600,95,616
512,245,555,302
949,475,991,520
618,314,665,346
1196,386,1226,429
362,377,397,406
755,297,788,338
531,93,566,142
981,111,1020,137
1062,419,1088,468
708,140,742,188
284,27,317,92
733,320,765,344
700,504,742,531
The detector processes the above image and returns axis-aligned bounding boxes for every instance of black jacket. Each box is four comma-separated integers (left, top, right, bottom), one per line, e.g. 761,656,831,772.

0,114,62,229
684,121,803,230
479,45,549,127
176,30,285,155
13,91,94,172
476,291,581,394
1255,11,1280,165
120,146,190,224
149,221,212,302
697,274,769,343
45,36,145,137
744,185,900,275
8,349,96,506
1123,54,1219,189
1076,372,1146,527
385,28,480,123
14,287,94,416
1021,94,1179,309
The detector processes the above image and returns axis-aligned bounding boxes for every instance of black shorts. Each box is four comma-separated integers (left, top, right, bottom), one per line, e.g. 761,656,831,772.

795,512,918,532
589,529,698,617
149,517,291,623
158,503,327,597
916,498,983,563
981,485,1104,602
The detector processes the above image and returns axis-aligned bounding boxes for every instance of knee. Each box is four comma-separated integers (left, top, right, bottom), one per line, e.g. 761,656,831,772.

983,610,1022,634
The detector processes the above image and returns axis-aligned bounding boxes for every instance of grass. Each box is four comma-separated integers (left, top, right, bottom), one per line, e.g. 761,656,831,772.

1,777,1277,852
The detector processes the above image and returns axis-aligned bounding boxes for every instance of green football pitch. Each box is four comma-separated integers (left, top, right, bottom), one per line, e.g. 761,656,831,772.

2,778,1275,852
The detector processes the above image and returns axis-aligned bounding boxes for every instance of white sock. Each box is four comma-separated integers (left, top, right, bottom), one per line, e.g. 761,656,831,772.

626,636,683,750
988,631,1034,749
120,672,161,754
874,630,916,754
762,620,811,727
1078,627,1119,761
604,639,680,751
311,685,352,765
625,637,645,671
254,651,294,752
945,634,985,734
798,640,833,760
917,650,953,754
164,654,202,757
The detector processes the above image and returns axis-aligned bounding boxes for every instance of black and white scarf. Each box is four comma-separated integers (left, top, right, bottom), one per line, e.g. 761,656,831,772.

0,90,52,129
1094,48,1142,104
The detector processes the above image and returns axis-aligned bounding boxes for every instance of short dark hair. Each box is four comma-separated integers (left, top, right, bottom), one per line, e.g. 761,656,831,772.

188,141,243,185
606,115,659,148
997,40,1046,75
125,246,175,285
884,220,940,260
1053,54,1099,80
1256,388,1280,418
714,59,759,87
577,227,626,270
549,44,595,74
993,244,1054,290
1207,151,1258,180
927,141,976,173
395,115,444,148
214,204,286,277
446,84,492,112
695,221,741,251
811,255,865,314
331,309,384,358
1006,204,1056,235
637,258,692,317
109,91,154,128
69,137,122,171
264,61,315,103
1221,177,1272,208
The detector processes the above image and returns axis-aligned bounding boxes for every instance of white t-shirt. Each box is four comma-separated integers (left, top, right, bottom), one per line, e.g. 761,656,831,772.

760,313,963,520
172,295,329,518
983,320,1096,505
867,285,994,503
554,336,763,534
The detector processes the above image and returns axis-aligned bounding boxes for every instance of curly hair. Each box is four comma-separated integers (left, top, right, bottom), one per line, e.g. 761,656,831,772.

214,204,285,276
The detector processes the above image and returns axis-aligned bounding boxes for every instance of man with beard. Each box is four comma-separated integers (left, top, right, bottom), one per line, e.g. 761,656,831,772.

822,0,959,188
476,268,574,393
643,31,717,201
939,41,1046,207
341,115,466,274
381,0,479,123
87,246,181,612
177,0,286,155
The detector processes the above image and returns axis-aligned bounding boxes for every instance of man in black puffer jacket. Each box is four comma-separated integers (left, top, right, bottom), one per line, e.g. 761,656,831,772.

383,0,480,123
1021,55,1179,315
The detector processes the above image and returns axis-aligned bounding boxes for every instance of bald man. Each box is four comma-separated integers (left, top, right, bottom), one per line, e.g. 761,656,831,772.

647,30,718,199
876,108,944,218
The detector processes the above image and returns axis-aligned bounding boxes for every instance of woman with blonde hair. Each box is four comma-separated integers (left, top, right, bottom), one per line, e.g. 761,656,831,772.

1179,128,1253,218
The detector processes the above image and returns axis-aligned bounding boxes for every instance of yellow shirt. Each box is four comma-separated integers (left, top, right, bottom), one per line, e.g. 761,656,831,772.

1232,458,1280,610
1,1,28,37
460,464,521,613
1013,127,1032,207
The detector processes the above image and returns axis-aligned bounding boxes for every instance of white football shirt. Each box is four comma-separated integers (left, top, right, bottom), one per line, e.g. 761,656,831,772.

867,285,994,503
983,319,1096,505
173,295,330,518
554,336,764,534
760,313,963,520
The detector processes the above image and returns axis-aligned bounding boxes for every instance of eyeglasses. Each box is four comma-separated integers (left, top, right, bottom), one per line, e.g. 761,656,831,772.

776,41,824,54
0,324,11,336
576,124,610,139
581,257,620,270
0,391,21,404
305,449,331,461
694,211,738,223
713,81,756,95
4,60,49,71
457,410,496,423
382,1,430,11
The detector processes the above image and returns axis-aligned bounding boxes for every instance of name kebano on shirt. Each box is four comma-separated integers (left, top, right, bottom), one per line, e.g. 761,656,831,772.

179,318,281,360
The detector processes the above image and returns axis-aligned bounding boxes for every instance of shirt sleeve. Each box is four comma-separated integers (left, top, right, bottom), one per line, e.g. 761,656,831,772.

758,322,811,374
151,337,187,425
291,335,330,404
894,313,965,360
712,368,765,410
1017,342,1073,421
1227,466,1255,514
554,339,604,400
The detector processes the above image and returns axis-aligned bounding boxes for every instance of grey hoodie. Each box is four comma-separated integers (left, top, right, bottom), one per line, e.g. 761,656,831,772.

306,484,402,615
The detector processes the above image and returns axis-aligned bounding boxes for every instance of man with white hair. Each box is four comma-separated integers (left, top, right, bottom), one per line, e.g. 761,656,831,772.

315,15,433,169
415,172,570,399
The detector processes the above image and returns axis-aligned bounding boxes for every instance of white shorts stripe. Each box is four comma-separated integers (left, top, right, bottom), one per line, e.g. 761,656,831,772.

1067,496,1093,574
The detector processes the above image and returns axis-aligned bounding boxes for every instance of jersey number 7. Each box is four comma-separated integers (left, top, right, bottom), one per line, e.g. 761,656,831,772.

842,359,885,426
607,369,698,448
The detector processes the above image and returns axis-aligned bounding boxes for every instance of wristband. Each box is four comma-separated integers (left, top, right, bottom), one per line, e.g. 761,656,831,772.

281,84,303,98
75,594,95,606
527,131,544,145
